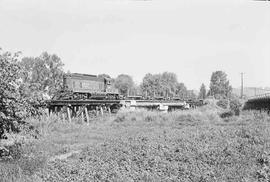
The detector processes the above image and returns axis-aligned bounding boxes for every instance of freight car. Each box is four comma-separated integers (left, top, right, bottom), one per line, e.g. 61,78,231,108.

53,73,119,100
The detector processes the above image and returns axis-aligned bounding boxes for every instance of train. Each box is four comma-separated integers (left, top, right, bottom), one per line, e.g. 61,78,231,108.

53,73,120,100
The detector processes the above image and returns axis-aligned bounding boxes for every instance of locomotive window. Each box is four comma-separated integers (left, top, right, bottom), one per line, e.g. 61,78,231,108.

80,82,82,88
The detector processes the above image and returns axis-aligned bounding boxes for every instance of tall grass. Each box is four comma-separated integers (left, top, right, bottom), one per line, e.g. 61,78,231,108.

113,108,222,128
36,109,270,181
1,107,270,181
0,114,94,182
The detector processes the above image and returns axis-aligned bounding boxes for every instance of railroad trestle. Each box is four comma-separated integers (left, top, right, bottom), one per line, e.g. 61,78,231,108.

47,100,122,123
46,99,204,123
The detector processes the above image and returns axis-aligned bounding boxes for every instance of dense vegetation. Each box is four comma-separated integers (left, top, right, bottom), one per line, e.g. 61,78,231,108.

1,104,270,181
0,49,65,140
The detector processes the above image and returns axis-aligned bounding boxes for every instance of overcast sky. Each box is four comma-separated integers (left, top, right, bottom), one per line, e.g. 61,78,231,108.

0,0,269,90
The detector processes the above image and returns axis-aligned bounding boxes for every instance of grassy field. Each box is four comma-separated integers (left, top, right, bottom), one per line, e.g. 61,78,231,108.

1,105,270,182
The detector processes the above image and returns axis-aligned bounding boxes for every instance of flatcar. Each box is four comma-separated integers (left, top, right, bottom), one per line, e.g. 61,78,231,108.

53,73,119,100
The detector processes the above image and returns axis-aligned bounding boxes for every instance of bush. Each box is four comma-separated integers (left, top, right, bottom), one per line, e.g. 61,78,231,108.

113,114,126,123
0,49,45,142
0,132,47,182
0,141,22,161
229,98,242,116
219,110,234,119
0,50,36,140
216,99,229,109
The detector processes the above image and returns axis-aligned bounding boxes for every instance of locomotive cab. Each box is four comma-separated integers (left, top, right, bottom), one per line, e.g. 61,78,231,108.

104,78,111,85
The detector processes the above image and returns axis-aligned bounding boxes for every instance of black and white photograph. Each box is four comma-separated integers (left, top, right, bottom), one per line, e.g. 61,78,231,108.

0,0,270,181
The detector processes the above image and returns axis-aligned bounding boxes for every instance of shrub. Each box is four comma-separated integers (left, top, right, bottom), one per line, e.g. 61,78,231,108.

0,49,42,141
0,132,47,181
229,98,242,116
219,110,234,118
113,114,126,123
0,141,22,161
0,50,25,139
216,99,229,109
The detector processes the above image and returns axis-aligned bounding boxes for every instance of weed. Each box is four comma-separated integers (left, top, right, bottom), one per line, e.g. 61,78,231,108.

1,109,270,181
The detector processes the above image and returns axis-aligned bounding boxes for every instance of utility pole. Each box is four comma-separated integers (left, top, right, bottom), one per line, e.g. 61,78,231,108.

240,72,244,99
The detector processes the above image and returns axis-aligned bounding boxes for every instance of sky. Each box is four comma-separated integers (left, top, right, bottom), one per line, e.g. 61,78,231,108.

0,0,269,90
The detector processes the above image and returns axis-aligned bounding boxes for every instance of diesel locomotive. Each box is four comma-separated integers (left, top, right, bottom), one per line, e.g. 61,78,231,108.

53,73,120,100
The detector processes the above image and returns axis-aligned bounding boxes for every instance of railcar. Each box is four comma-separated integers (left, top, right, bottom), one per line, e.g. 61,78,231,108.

53,73,119,100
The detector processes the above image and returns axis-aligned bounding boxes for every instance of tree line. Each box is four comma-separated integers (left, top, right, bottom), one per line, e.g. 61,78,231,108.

1,48,234,101
103,71,232,101
1,49,234,101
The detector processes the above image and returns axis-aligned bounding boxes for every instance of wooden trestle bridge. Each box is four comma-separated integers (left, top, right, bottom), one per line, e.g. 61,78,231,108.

47,100,121,123
47,99,203,122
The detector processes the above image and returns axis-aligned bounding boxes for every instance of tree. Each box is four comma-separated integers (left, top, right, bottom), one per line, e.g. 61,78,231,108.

198,83,207,99
132,84,142,96
209,71,232,99
19,52,64,99
186,90,197,100
114,74,135,96
176,82,188,99
160,72,178,97
0,49,30,139
141,73,162,97
42,52,64,95
141,72,179,98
